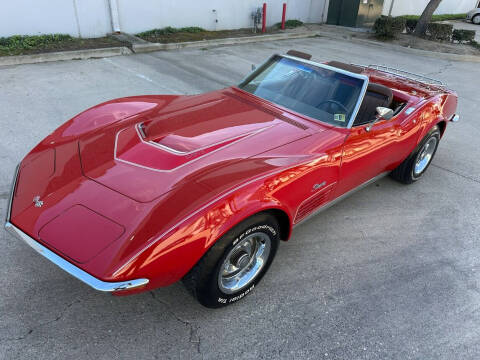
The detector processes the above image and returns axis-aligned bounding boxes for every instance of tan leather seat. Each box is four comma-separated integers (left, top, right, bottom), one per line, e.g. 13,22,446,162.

354,83,393,126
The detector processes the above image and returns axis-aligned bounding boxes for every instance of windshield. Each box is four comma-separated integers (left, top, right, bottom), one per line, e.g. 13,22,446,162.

238,55,367,127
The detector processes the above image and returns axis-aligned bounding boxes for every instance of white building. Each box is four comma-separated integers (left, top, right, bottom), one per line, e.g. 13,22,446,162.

383,0,478,17
0,0,478,39
0,0,328,38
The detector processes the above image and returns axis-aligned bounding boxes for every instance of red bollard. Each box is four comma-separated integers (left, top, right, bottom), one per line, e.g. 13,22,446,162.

281,3,286,30
262,3,267,33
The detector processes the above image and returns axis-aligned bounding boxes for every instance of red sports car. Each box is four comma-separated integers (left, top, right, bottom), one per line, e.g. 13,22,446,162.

5,51,458,308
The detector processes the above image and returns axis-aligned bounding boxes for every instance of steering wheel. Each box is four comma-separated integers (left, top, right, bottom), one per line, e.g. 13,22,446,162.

317,100,348,113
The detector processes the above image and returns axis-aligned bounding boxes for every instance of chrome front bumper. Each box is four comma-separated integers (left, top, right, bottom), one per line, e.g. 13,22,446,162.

4,164,148,292
450,114,459,122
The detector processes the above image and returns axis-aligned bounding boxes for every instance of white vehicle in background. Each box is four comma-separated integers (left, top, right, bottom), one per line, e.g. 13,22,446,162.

466,4,480,24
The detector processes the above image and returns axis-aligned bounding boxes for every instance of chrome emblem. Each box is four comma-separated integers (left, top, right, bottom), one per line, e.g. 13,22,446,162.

312,181,326,191
33,196,44,208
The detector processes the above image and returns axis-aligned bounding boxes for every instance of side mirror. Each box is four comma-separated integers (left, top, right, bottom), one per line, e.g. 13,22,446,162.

376,106,394,120
366,107,394,132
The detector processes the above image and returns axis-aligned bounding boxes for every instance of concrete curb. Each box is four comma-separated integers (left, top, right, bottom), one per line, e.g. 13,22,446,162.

0,47,133,66
1,28,478,66
315,30,480,63
132,31,319,53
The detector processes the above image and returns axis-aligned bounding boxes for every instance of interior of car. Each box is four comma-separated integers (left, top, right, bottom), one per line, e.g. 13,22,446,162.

327,61,406,126
240,55,408,128
241,56,366,126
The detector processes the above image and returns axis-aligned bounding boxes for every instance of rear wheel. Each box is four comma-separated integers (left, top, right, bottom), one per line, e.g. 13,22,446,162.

182,213,280,308
473,15,480,25
390,125,440,184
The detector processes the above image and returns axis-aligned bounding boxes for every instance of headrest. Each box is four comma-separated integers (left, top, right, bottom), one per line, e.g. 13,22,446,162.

286,50,312,60
327,61,363,74
366,83,393,107
367,83,392,98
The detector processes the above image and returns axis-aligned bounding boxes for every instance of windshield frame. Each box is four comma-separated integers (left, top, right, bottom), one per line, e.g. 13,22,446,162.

237,54,370,129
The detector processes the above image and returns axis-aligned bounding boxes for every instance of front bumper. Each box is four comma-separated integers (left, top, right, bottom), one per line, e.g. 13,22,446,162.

466,11,478,21
4,164,149,292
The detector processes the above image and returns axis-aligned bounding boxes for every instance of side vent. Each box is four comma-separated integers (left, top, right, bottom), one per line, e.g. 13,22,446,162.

295,191,330,223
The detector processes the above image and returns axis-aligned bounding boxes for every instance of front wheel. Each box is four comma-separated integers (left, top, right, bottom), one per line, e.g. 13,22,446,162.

390,125,441,184
473,15,480,25
182,213,280,308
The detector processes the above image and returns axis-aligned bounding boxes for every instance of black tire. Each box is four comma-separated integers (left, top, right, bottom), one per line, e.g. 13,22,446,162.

472,14,480,25
390,125,441,184
182,213,280,308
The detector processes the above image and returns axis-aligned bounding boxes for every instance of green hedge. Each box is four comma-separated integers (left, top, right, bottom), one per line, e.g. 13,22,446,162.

278,19,304,29
0,34,72,51
397,13,466,22
452,29,476,43
425,23,453,41
137,26,205,37
373,16,406,39
470,40,480,49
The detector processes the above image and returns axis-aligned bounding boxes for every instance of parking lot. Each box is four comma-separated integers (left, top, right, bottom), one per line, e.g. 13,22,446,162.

442,19,480,42
1,36,479,359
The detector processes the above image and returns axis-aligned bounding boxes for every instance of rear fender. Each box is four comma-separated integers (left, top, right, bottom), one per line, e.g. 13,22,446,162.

417,92,456,144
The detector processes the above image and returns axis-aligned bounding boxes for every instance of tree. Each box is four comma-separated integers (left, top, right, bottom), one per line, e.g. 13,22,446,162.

413,0,443,36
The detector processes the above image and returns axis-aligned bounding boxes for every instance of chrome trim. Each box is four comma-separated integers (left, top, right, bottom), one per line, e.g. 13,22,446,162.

293,171,390,228
313,181,326,190
238,56,273,84
137,123,273,156
4,164,149,292
218,231,271,294
450,114,459,123
281,54,369,129
414,137,437,175
359,64,444,87
114,124,275,173
405,107,416,115
137,122,147,138
5,164,19,224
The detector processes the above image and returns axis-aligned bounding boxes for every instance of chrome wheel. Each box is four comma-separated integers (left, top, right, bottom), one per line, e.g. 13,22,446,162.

414,136,438,176
218,232,271,294
473,15,480,25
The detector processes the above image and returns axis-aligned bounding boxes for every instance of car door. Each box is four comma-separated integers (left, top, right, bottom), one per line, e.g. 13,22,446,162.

333,103,422,198
333,118,397,197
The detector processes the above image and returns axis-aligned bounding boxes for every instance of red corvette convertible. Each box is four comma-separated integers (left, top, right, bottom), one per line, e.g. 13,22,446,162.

5,51,458,307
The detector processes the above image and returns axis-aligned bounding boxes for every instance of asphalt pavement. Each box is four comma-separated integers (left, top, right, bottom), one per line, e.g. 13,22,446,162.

0,35,479,360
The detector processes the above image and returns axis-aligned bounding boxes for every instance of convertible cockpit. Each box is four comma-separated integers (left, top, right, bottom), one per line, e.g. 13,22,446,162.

238,54,367,127
239,54,407,128
326,61,407,126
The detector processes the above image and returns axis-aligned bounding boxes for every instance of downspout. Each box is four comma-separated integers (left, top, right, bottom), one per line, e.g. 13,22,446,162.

388,0,395,16
321,0,329,23
108,0,121,33
72,0,82,37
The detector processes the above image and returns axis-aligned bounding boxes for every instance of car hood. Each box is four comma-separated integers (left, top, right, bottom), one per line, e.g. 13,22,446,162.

79,89,312,202
9,88,320,279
